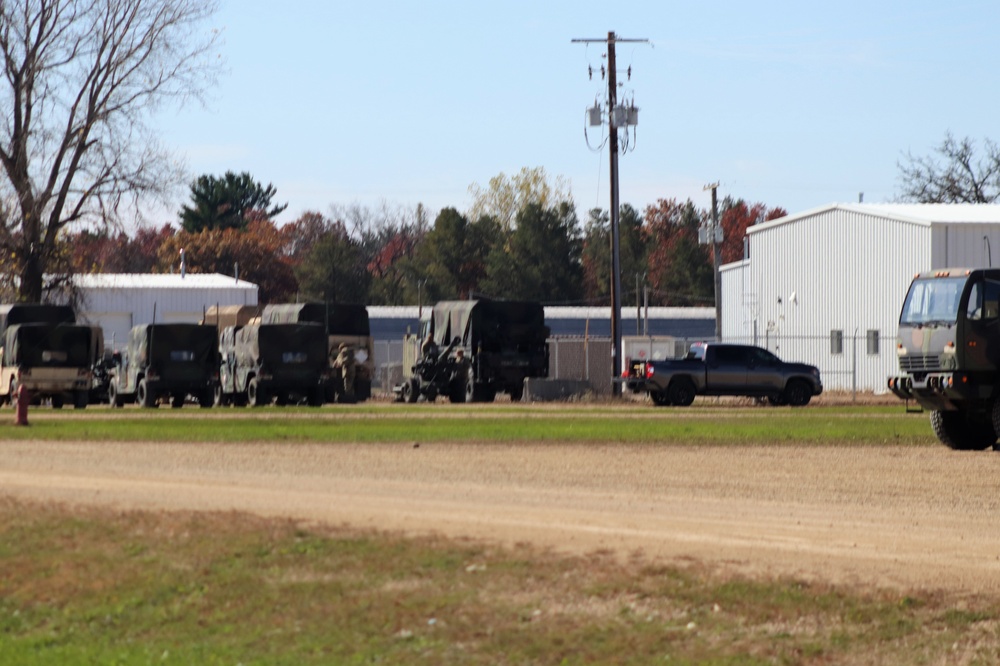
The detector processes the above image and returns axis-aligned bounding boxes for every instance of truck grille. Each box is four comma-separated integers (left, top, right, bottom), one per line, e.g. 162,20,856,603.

899,355,941,372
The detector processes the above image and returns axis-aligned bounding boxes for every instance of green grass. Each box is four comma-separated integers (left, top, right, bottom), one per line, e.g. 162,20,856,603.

0,499,997,665
0,403,935,446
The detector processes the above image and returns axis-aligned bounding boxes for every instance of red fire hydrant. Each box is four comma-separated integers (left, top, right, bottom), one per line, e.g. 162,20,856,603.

14,383,29,426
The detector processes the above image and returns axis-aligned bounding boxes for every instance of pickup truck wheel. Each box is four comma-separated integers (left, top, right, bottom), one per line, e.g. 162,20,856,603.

73,390,88,409
51,395,64,410
667,378,696,407
931,410,995,451
782,380,811,407
650,390,671,407
170,393,185,408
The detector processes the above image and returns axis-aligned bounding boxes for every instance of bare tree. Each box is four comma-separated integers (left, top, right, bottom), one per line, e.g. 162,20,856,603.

897,132,1000,204
0,0,221,301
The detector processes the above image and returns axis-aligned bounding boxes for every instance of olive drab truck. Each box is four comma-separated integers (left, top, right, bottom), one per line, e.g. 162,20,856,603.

261,303,374,402
216,322,330,407
396,299,549,403
888,267,1000,450
107,323,219,408
0,304,94,409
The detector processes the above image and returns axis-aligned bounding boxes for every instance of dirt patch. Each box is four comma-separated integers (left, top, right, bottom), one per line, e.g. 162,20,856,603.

2,437,998,597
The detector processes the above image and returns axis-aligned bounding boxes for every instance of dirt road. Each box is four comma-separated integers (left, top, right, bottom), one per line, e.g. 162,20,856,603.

2,439,1000,595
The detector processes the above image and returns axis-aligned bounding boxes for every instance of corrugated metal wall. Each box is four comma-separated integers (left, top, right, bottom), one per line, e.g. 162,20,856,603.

78,285,258,349
721,208,933,392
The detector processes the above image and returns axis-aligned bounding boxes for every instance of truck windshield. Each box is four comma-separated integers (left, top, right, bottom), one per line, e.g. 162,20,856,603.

900,277,967,325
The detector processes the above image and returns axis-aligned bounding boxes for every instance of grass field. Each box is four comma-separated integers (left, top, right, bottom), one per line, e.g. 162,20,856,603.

4,402,995,665
2,402,935,446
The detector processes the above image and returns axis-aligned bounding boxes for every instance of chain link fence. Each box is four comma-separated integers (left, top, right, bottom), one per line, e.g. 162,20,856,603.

371,333,880,398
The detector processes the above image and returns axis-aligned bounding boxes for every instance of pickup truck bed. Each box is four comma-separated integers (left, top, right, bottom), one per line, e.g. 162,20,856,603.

626,342,823,407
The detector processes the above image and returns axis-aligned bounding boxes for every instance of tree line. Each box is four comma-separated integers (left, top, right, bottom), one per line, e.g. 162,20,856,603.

55,168,786,307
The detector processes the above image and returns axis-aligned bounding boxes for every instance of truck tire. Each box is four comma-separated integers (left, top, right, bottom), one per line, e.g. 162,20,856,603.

51,395,64,410
137,379,157,408
667,378,696,407
108,380,123,408
73,390,88,410
463,367,477,403
307,386,325,407
930,410,995,450
509,383,524,402
402,378,419,404
248,378,269,407
650,389,671,406
197,389,213,408
782,380,812,407
171,393,185,408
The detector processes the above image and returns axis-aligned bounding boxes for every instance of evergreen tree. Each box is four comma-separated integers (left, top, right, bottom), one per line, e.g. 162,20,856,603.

180,171,287,233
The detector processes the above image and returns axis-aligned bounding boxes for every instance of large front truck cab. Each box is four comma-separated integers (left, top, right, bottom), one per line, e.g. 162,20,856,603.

889,268,1000,411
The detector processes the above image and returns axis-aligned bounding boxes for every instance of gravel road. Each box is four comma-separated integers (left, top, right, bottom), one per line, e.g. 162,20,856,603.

2,438,1000,596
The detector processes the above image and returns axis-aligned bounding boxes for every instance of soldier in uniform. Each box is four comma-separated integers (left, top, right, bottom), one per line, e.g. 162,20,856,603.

333,342,356,402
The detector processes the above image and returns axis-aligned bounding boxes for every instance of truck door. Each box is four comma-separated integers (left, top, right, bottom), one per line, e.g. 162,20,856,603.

705,346,748,391
961,277,1000,371
747,346,783,393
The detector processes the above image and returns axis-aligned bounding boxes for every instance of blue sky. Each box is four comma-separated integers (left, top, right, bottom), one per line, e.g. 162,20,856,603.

153,0,1000,226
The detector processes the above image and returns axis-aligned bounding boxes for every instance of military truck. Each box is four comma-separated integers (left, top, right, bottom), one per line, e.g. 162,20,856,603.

262,303,373,401
0,304,94,409
397,299,549,403
216,322,329,407
107,323,219,408
888,267,1000,450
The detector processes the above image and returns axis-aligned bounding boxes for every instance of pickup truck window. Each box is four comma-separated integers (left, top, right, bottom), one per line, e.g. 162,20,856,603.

749,347,779,365
713,346,752,365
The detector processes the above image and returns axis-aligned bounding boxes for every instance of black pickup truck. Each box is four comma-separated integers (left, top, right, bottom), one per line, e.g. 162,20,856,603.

626,342,823,407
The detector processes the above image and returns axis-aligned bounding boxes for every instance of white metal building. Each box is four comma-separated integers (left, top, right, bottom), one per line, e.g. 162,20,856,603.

70,273,258,348
720,203,1000,392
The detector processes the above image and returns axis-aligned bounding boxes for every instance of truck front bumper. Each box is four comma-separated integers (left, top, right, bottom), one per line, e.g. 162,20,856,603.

888,372,989,410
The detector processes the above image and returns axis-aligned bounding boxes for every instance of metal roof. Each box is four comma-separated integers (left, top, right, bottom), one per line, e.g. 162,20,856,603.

72,273,257,290
750,203,1000,234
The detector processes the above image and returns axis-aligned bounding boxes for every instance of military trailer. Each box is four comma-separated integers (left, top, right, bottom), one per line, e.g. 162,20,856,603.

216,322,329,407
107,323,219,408
262,303,374,401
0,304,93,409
397,299,549,403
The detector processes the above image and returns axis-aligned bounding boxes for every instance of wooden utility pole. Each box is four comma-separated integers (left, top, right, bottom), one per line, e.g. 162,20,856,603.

572,31,648,396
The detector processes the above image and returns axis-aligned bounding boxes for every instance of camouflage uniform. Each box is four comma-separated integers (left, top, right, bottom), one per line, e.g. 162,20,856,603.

333,343,356,401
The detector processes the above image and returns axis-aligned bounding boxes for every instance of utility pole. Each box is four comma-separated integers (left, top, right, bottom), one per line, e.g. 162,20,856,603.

700,182,722,338
573,31,648,396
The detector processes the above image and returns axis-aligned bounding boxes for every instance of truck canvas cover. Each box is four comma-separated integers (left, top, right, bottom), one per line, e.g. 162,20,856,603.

0,304,75,333
262,303,370,336
430,300,547,350
133,324,218,382
236,323,327,381
202,304,260,329
4,323,93,368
